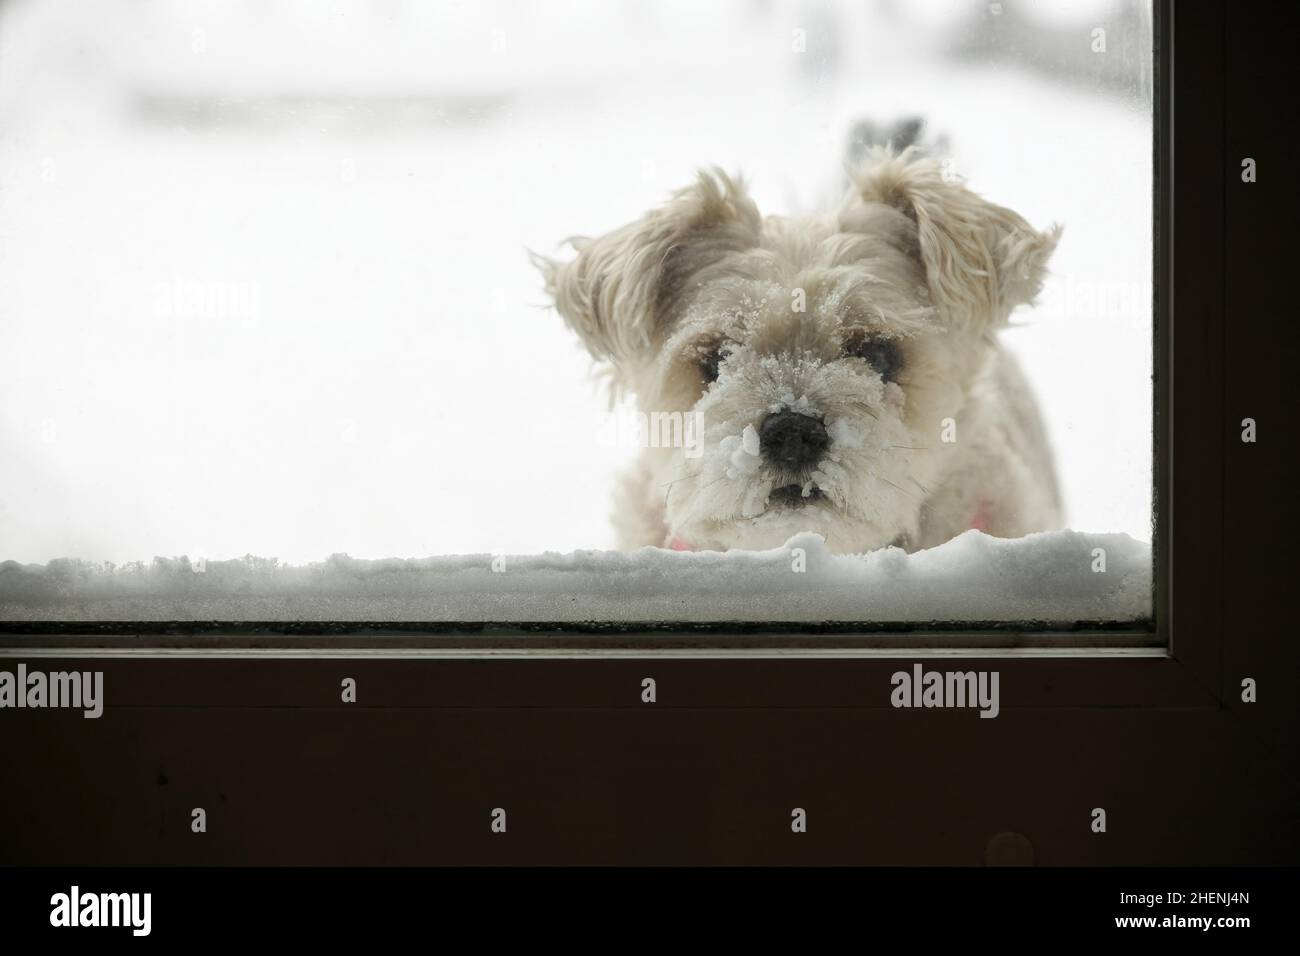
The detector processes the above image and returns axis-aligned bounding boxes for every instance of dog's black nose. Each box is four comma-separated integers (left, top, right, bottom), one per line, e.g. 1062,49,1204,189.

759,411,830,469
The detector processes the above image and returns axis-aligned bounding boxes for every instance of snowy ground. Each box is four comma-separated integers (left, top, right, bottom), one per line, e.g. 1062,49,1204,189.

0,1,1153,623
0,529,1150,623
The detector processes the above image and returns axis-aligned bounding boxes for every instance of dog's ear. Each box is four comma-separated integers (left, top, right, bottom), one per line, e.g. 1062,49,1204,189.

842,146,1061,330
536,169,760,379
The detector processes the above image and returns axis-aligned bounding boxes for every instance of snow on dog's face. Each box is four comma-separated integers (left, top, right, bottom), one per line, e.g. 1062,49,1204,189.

539,147,1060,553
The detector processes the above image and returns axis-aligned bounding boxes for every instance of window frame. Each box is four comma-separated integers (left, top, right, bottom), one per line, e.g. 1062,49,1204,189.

0,0,1225,713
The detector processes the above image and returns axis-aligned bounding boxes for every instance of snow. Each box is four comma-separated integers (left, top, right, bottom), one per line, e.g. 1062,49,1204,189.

722,425,764,487
827,418,865,451
0,530,1150,623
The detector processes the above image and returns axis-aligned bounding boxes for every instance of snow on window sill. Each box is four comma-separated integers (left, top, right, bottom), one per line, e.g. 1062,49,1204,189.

0,530,1151,625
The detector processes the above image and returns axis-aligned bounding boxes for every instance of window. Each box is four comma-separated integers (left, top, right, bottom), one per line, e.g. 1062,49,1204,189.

0,0,1154,639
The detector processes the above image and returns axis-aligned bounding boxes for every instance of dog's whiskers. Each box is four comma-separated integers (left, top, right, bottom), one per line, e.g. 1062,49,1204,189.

660,471,701,489
661,471,702,511
878,475,920,502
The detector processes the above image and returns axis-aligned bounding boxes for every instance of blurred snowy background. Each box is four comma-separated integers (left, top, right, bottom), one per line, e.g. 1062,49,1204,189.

0,0,1152,566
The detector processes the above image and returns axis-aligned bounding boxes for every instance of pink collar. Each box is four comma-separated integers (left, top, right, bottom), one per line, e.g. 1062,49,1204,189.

967,499,993,533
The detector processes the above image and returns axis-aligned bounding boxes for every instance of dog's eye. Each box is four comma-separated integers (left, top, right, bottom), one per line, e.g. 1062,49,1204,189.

700,346,725,383
844,337,903,382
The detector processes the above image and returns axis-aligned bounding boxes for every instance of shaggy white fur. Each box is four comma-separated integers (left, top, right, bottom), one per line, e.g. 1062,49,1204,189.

540,147,1063,554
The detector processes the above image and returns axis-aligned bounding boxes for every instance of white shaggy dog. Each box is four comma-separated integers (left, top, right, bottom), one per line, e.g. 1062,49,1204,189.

539,146,1064,554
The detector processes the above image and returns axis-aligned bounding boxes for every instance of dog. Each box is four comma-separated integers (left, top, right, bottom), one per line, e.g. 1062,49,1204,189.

537,144,1063,554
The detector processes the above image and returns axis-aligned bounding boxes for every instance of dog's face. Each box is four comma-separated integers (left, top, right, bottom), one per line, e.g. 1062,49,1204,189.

540,149,1059,552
